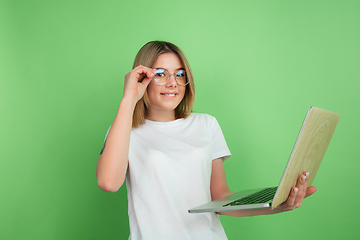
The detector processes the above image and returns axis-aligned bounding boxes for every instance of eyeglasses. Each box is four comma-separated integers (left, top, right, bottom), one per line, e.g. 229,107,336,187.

152,68,189,86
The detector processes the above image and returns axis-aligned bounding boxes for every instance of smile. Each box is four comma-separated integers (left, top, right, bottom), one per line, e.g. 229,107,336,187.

161,93,177,97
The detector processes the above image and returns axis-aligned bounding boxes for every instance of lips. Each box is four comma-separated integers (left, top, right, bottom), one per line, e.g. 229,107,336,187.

161,92,178,97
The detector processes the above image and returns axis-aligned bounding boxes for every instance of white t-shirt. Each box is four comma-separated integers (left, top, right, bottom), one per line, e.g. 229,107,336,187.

106,113,231,240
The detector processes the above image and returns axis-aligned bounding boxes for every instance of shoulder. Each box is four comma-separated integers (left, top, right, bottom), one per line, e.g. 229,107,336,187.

188,112,217,122
187,113,219,128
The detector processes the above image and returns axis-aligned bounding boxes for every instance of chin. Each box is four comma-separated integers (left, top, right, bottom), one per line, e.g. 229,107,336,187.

150,102,181,112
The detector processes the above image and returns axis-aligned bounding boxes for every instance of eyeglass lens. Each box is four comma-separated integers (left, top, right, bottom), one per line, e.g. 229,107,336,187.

153,69,188,86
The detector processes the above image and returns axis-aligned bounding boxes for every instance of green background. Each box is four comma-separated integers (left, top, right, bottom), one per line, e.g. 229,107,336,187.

1,0,359,239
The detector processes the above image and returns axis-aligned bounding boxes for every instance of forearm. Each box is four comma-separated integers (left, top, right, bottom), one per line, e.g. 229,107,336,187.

96,97,136,192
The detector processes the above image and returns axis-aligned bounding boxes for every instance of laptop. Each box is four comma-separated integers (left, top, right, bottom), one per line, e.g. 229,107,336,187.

188,107,340,213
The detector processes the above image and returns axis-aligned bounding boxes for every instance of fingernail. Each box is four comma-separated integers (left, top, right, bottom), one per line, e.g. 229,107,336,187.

293,188,298,194
306,172,309,178
301,176,306,181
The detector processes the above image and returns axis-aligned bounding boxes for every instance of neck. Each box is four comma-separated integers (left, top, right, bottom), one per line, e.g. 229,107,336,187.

146,109,176,122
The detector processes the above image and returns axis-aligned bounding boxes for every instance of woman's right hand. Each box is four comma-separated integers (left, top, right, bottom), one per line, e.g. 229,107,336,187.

97,65,156,192
122,65,156,103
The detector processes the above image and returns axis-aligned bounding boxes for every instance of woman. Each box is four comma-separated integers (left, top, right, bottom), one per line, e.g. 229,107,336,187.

96,41,317,240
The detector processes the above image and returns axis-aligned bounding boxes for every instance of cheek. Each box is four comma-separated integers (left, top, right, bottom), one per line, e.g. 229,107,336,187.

146,83,159,100
146,81,156,93
179,87,186,100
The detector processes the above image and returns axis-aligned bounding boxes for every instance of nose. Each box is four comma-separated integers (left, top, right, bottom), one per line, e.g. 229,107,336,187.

166,73,177,87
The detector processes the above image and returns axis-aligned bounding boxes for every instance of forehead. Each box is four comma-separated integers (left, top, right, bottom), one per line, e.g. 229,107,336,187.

153,53,184,70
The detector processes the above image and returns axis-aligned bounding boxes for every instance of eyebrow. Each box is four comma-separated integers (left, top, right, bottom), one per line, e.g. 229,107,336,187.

155,67,185,71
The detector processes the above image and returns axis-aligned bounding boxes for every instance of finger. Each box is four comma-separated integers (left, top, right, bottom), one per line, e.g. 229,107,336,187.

305,186,317,198
132,65,152,72
285,187,298,209
145,68,156,79
297,172,308,194
302,172,310,195
132,65,154,75
141,75,153,87
139,71,156,85
130,65,147,79
135,68,155,82
294,173,308,207
132,65,143,70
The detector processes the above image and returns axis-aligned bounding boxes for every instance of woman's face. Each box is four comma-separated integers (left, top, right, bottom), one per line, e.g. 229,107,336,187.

146,53,186,119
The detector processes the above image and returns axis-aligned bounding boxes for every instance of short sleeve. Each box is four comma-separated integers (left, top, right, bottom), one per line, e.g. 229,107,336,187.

210,116,231,161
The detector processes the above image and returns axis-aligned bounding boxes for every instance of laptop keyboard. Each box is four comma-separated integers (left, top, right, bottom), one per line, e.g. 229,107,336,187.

223,187,278,206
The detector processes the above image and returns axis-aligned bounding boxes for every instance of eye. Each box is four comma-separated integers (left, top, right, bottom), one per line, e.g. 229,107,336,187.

155,69,166,77
176,70,185,77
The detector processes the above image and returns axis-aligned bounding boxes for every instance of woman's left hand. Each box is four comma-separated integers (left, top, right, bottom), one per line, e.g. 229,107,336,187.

275,171,317,212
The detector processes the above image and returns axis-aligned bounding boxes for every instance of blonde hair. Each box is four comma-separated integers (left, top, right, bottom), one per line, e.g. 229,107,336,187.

132,41,195,128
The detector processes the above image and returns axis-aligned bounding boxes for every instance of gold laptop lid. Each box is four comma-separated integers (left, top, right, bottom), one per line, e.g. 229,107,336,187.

271,107,340,209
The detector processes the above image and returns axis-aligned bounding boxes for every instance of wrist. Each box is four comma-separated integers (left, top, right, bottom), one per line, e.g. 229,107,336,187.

120,95,139,109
